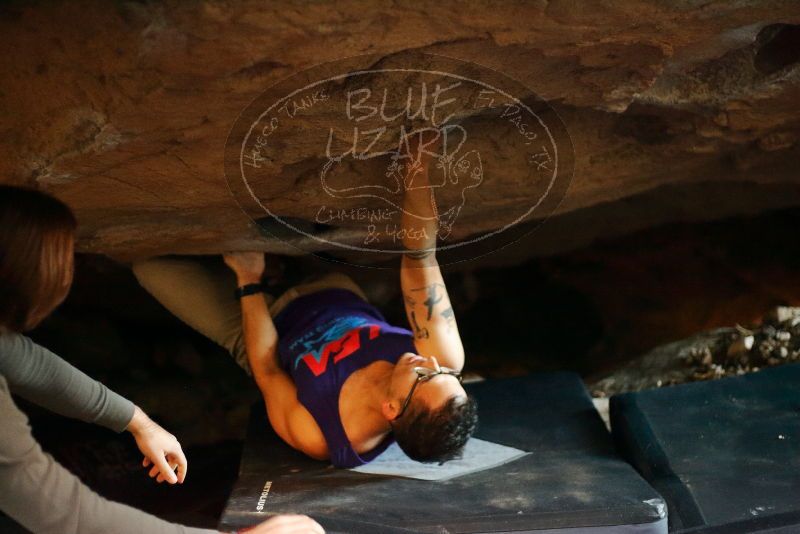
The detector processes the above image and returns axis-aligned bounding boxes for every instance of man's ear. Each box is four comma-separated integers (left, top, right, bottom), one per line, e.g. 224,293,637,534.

381,399,399,421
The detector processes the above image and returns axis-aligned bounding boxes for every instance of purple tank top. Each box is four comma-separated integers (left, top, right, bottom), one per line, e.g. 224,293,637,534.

272,288,416,467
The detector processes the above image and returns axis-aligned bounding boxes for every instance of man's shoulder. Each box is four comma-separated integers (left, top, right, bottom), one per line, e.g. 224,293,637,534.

280,396,330,461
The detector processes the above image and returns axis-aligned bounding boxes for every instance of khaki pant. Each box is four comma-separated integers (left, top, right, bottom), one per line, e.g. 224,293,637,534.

132,257,367,374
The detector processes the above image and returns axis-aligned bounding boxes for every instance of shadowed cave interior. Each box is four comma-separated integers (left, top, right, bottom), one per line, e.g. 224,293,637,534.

19,206,800,529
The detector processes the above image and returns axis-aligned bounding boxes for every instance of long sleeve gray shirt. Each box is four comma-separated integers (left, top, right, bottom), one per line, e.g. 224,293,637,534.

0,332,218,534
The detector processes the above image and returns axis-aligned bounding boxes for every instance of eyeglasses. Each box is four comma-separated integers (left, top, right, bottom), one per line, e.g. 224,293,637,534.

394,356,463,420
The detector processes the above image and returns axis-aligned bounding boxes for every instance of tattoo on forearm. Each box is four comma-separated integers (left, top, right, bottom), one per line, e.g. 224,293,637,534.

440,306,456,330
404,282,454,336
409,310,430,339
422,284,443,320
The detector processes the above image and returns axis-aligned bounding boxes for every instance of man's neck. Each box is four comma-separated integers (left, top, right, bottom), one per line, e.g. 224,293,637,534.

358,360,394,419
340,360,395,448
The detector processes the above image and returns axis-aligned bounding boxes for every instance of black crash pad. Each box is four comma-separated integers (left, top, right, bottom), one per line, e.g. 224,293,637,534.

219,373,667,533
610,364,800,533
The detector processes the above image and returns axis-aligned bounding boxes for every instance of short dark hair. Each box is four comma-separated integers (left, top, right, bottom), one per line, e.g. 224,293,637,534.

393,395,478,464
0,185,77,332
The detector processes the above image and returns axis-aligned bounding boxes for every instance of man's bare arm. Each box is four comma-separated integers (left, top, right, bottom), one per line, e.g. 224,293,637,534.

398,134,465,371
224,253,328,460
402,258,465,371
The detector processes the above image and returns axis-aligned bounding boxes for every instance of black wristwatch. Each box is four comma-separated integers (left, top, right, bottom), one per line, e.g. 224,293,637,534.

234,283,264,300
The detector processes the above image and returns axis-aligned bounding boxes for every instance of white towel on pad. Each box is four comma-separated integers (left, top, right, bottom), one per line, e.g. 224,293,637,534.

350,438,528,481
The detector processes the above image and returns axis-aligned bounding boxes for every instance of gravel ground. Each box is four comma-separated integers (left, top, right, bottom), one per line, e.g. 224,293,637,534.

590,306,800,397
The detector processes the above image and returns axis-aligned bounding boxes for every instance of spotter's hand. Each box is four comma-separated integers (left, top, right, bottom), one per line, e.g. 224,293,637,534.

241,515,325,534
126,406,187,484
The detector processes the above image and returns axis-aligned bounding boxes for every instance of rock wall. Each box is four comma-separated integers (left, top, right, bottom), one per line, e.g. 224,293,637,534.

1,1,799,261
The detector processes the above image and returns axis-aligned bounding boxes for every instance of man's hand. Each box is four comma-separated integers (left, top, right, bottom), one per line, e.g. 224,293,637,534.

401,130,442,255
126,406,187,484
224,252,266,285
237,514,324,534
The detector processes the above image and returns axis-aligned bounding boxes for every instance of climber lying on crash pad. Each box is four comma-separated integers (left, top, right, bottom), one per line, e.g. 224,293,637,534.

133,133,477,467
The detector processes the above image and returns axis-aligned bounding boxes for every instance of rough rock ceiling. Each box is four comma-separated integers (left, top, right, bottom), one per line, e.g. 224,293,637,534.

1,1,799,263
